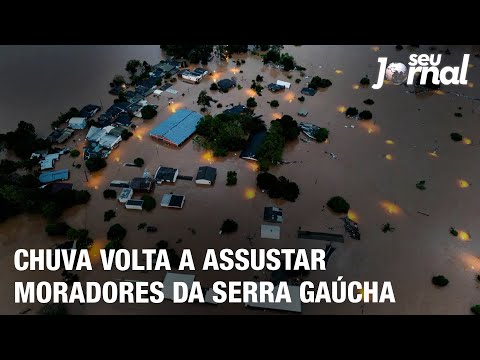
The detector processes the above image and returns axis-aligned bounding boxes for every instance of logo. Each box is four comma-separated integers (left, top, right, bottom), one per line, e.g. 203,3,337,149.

372,54,470,89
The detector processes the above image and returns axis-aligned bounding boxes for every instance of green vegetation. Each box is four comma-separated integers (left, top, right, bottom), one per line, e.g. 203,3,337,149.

0,121,51,159
256,115,300,170
237,84,243,90
134,157,144,167
160,45,213,64
51,108,80,129
262,47,298,71
227,171,237,186
382,223,395,233
346,107,359,117
250,81,264,96
210,82,219,91
70,149,80,158
121,129,133,140
416,180,426,190
156,78,162,86
195,112,265,157
327,196,350,214
141,105,157,120
298,96,305,102
156,240,168,249
256,75,264,82
476,274,480,282
358,110,373,120
66,228,92,249
450,132,463,142
471,305,480,315
141,194,156,211
104,210,116,222
454,112,463,117
256,172,300,202
138,222,147,230
432,275,449,287
363,99,375,105
270,100,279,108
246,97,257,108
106,224,127,250
221,219,238,234
112,75,126,86
103,189,117,199
38,303,68,316
197,90,214,110
449,227,458,236
308,76,332,90
85,157,107,172
295,78,301,84
360,76,370,86
314,128,329,143
45,222,71,236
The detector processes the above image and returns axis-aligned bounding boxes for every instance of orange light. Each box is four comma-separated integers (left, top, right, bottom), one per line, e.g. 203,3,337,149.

468,63,475,69
246,162,259,171
283,91,295,102
201,150,215,164
347,210,359,223
271,112,282,120
244,187,256,200
380,201,403,215
459,252,480,271
115,156,120,162
89,239,109,264
337,105,347,113
245,89,257,97
457,230,471,241
468,82,474,88
385,139,394,145
383,79,391,85
359,121,380,134
462,137,472,145
385,154,393,160
458,179,470,188
434,90,445,95
352,84,360,90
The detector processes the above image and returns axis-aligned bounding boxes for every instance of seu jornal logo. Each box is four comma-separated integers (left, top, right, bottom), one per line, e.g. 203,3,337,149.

372,54,470,89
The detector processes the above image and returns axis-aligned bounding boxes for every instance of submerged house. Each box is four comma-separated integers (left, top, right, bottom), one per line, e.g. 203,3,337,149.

68,117,87,130
154,166,179,184
217,79,236,92
223,105,248,115
264,207,283,223
301,87,316,96
39,169,69,184
195,166,217,185
149,109,203,147
129,177,155,193
267,83,286,92
239,130,267,161
48,128,75,144
125,199,143,210
79,104,101,119
160,194,185,209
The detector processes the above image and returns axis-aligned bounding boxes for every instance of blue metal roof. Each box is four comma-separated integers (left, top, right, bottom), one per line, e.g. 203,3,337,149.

39,169,69,184
149,109,203,146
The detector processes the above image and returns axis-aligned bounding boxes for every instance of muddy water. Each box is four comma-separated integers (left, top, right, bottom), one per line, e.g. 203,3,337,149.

1,45,480,314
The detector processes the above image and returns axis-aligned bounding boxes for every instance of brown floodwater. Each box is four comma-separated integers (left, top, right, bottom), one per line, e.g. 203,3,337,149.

1,45,480,315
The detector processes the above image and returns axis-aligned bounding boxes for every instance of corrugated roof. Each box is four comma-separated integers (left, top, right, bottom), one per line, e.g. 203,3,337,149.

39,169,69,183
149,109,203,146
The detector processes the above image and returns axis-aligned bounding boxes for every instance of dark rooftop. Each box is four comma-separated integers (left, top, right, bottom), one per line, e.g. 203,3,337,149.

155,166,178,183
129,177,155,192
301,87,317,96
267,83,286,92
223,105,248,115
196,166,217,183
217,79,236,91
169,195,185,208
239,130,267,160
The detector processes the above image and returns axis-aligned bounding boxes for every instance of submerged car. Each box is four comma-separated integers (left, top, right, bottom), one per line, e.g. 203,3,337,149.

146,226,158,233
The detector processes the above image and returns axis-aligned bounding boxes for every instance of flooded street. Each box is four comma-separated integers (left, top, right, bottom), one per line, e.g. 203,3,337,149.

1,45,480,314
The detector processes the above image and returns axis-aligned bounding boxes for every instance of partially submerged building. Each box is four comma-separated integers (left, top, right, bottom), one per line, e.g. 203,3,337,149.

263,207,283,223
162,272,195,301
68,117,87,130
267,83,286,92
195,166,217,185
47,128,75,144
239,130,267,161
301,87,316,96
149,109,203,147
129,177,155,193
39,153,60,170
276,80,291,89
217,79,236,92
161,194,185,209
223,105,248,115
261,224,281,239
39,169,69,184
79,104,101,119
179,68,208,84
117,188,134,203
125,199,143,210
154,166,179,184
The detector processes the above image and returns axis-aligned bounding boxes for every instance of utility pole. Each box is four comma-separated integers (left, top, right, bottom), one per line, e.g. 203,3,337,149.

84,170,89,182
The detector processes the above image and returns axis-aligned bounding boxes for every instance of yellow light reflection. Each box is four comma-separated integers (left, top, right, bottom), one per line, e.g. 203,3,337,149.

385,140,395,145
284,91,295,102
245,89,257,97
347,210,359,223
335,69,343,74
115,156,120,162
371,46,380,52
385,154,393,160
462,137,472,145
458,179,470,188
246,162,259,171
459,252,480,271
434,90,445,95
271,112,282,120
379,201,403,215
457,230,471,241
468,82,474,88
244,187,256,200
85,173,104,190
359,121,380,134
468,63,475,69
383,79,391,85
170,102,182,113
428,151,439,158
337,105,347,113
352,84,360,90
201,150,215,164
89,239,109,264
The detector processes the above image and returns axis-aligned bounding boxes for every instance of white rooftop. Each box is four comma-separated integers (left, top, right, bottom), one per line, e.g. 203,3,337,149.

163,272,195,301
261,224,281,239
276,80,291,89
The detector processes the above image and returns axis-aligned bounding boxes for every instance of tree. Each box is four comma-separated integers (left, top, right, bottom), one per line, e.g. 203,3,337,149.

270,100,279,108
141,194,156,211
450,132,463,142
197,90,213,110
314,128,329,143
226,171,237,186
125,59,141,77
113,75,126,86
156,240,169,249
432,275,449,287
107,224,127,242
210,82,219,91
363,99,375,105
105,239,122,250
263,49,281,64
247,97,257,108
416,180,426,190
121,129,133,140
346,107,359,117
309,76,332,89
138,222,147,230
45,222,71,236
141,105,157,120
256,75,264,82
476,274,480,282
327,196,350,214
298,96,305,102
0,160,18,175
42,202,62,220
382,223,395,233
471,305,480,315
358,110,373,120
37,303,68,315
360,76,370,86
449,227,458,236
134,158,144,167
167,248,181,269
221,219,238,234
85,157,106,172
70,149,80,158
279,53,295,71
256,172,278,190
104,210,116,222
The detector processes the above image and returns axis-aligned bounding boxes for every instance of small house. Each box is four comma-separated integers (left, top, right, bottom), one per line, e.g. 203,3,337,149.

267,83,286,92
301,87,316,96
261,224,281,240
162,273,195,301
195,166,217,185
154,166,179,184
79,104,101,118
239,130,267,161
68,117,87,130
110,180,131,188
264,207,283,223
276,80,291,89
298,109,309,117
118,188,133,203
39,153,60,170
125,199,143,210
223,105,248,115
217,79,236,92
161,194,185,209
129,177,155,193
39,169,69,184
